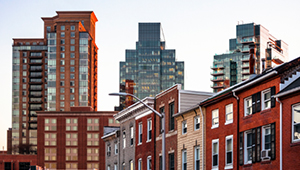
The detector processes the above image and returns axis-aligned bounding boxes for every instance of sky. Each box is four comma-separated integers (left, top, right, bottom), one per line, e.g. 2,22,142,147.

0,0,300,150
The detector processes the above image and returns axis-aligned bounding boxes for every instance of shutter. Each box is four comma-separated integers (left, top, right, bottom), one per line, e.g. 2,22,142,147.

252,128,256,163
239,132,244,165
271,123,276,160
252,93,256,114
256,92,261,112
271,86,276,108
256,127,261,162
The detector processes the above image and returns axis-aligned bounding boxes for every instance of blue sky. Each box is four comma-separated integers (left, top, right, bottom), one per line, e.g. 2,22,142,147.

0,0,299,149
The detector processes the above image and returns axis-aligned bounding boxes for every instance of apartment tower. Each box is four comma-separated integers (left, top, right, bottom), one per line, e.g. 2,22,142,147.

211,23,288,93
11,11,98,154
119,23,184,109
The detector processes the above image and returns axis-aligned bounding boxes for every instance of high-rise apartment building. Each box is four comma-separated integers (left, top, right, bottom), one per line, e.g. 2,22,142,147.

11,11,98,154
211,23,288,93
119,23,184,109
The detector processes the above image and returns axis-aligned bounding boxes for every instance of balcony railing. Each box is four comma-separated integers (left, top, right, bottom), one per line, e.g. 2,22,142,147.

211,76,224,82
211,70,224,75
242,63,249,68
211,65,224,69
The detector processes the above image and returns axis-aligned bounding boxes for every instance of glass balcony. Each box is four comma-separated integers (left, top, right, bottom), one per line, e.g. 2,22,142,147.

211,76,224,82
211,70,224,76
240,36,255,44
210,84,225,89
242,63,249,68
211,65,224,70
241,47,250,53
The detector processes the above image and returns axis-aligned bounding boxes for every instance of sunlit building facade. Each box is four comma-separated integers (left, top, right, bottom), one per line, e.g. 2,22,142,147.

11,11,98,154
211,23,288,93
119,23,184,109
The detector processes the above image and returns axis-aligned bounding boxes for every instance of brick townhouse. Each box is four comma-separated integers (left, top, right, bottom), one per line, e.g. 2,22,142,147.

37,106,118,170
202,56,300,170
102,127,120,170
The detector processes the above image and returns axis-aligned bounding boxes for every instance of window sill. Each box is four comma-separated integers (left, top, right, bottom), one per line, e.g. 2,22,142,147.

243,114,252,120
290,141,300,147
137,143,142,146
211,167,218,170
243,163,252,167
146,140,152,143
211,125,219,129
225,120,233,125
224,165,233,169
260,108,272,114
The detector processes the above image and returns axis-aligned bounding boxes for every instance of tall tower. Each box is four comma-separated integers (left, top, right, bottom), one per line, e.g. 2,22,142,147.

11,11,98,154
211,23,288,93
119,23,184,110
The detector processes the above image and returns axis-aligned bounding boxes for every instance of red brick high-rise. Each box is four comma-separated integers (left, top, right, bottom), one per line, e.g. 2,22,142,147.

11,11,98,154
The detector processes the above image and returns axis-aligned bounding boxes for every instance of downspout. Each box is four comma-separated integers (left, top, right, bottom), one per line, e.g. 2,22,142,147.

276,98,282,170
199,106,205,170
233,91,239,170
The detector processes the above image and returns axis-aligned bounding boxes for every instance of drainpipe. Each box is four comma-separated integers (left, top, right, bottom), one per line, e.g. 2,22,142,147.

199,106,205,170
276,98,282,170
233,92,239,170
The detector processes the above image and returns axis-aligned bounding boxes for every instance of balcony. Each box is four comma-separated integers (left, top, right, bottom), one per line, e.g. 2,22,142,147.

240,36,255,44
241,56,250,62
211,65,224,70
242,63,249,68
241,47,250,53
29,59,43,65
242,69,250,75
211,76,224,82
210,84,225,89
211,70,224,76
29,73,43,78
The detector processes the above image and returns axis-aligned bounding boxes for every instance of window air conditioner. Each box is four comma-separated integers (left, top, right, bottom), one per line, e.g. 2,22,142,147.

261,150,270,160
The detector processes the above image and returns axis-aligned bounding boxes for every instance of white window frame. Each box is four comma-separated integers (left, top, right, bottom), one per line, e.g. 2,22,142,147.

194,116,200,131
225,104,233,125
115,143,118,155
262,89,271,110
182,120,187,135
212,139,219,169
130,126,134,146
107,145,111,156
194,146,200,170
244,130,252,164
182,149,187,170
138,158,142,170
122,131,126,149
114,163,118,170
129,160,133,170
225,135,233,168
244,96,252,116
292,103,300,142
147,156,151,170
211,109,219,129
262,125,271,151
139,123,142,144
147,119,152,141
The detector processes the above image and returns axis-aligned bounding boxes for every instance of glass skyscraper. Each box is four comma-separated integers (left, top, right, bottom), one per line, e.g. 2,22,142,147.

211,23,288,93
119,23,184,109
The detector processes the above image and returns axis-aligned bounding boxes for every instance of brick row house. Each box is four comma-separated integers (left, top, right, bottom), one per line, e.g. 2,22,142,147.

202,57,300,170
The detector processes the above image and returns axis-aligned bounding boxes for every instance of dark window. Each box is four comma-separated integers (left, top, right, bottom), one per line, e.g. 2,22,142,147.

159,156,162,170
19,162,30,170
159,107,165,133
169,153,174,170
169,102,174,131
4,162,11,170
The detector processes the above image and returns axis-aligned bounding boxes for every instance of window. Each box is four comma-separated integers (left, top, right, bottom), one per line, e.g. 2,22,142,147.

60,53,65,58
122,163,125,170
60,67,65,72
244,97,252,116
71,32,75,37
123,131,126,148
70,53,75,58
70,60,75,65
61,25,65,30
70,74,75,79
71,39,75,44
194,116,200,130
182,120,187,134
212,139,219,168
138,159,142,170
61,32,65,37
130,126,134,146
262,89,271,110
108,165,111,170
60,81,64,86
212,109,219,128
139,123,142,144
244,131,252,164
226,135,233,167
115,163,118,170
60,73,65,79
293,103,300,142
169,153,175,170
182,149,187,170
60,60,65,65
60,88,65,93
70,46,75,51
71,25,75,30
70,88,74,93
46,26,51,32
159,107,164,133
115,143,118,154
107,145,111,157
61,39,65,44
60,95,65,100
147,156,152,170
70,95,75,100
226,104,233,124
195,146,200,170
70,67,75,72
169,102,175,131
262,126,271,150
147,119,152,141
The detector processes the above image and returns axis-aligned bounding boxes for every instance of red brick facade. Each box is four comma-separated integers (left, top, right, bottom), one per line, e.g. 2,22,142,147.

37,107,117,170
0,154,37,170
155,86,179,170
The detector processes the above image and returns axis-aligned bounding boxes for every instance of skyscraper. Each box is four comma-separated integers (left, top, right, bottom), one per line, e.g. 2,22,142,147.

119,23,184,109
211,23,288,93
11,11,98,154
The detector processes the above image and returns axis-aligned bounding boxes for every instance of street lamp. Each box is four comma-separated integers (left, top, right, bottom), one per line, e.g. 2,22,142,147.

109,92,166,170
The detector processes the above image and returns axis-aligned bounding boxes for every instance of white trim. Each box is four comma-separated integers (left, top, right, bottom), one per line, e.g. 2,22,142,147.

225,104,233,124
292,103,300,143
212,139,219,169
225,135,233,166
135,110,153,120
194,116,200,131
244,96,252,116
138,158,142,170
147,119,152,141
244,130,252,164
194,146,200,170
262,88,271,110
182,149,187,170
138,122,143,144
262,125,271,150
212,109,219,128
182,120,187,135
147,156,151,170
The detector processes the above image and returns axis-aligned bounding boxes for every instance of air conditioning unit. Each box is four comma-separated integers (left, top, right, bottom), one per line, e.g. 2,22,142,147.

261,150,271,160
